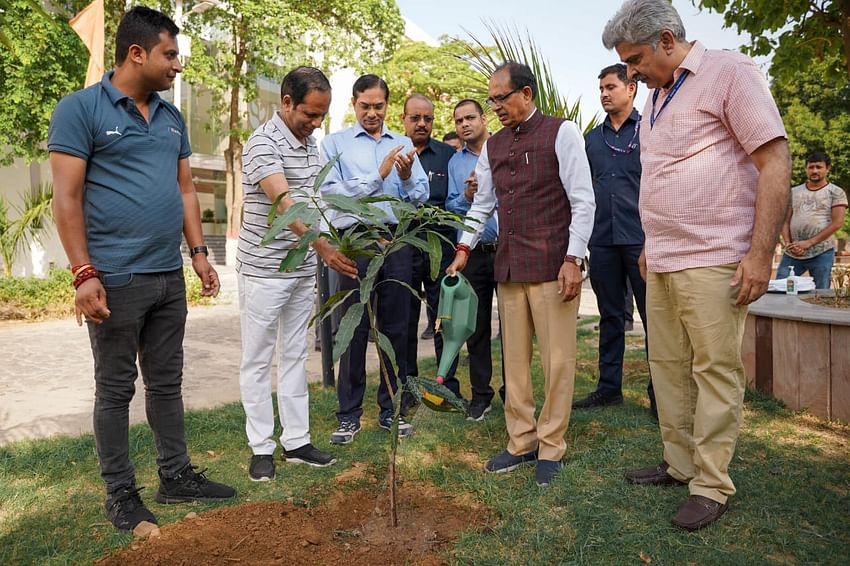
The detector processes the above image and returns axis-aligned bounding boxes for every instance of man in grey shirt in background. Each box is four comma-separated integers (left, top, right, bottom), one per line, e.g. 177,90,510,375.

237,67,357,481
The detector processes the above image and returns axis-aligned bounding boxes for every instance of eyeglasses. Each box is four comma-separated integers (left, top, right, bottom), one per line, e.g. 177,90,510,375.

405,114,434,123
485,88,522,108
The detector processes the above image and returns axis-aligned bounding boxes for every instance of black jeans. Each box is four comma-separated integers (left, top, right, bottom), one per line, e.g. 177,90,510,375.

336,246,413,421
588,245,655,405
88,269,190,494
406,237,461,397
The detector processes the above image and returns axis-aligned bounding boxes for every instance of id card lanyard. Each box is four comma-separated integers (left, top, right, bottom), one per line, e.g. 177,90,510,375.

650,70,690,129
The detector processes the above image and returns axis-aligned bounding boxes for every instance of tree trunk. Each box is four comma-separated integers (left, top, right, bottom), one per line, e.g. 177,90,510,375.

842,0,850,78
224,18,248,266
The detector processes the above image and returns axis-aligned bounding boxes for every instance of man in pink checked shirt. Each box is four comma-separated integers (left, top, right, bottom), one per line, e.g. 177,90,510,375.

602,0,792,531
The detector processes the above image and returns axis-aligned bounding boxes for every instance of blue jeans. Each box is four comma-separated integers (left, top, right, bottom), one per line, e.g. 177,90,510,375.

776,250,834,289
88,269,190,494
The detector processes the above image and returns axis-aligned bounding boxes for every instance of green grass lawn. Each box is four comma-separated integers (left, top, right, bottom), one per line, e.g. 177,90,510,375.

1,320,849,565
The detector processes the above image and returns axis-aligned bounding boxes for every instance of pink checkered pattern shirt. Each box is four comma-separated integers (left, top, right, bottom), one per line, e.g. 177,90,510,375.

639,42,787,273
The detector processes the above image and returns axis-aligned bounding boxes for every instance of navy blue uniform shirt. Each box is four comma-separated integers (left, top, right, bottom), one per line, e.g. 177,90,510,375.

584,109,644,246
417,138,456,209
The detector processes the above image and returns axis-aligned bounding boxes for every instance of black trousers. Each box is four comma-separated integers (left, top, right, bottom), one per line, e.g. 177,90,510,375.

88,270,190,493
463,245,505,405
406,239,461,397
336,245,413,421
588,244,655,406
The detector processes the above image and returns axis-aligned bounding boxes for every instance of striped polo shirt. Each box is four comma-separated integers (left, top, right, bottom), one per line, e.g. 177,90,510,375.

237,112,318,278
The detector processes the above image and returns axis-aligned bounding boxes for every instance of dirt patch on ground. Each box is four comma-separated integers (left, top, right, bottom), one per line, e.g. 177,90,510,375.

96,480,487,566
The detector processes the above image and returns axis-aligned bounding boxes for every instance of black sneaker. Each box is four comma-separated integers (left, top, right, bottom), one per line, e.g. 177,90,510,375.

105,486,157,531
466,401,492,422
248,454,275,482
330,419,361,445
484,449,538,473
284,443,337,467
378,413,414,438
536,459,563,487
155,465,237,504
571,390,624,409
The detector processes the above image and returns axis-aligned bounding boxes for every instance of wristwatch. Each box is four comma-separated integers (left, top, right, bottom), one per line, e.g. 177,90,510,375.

564,255,585,271
190,245,209,257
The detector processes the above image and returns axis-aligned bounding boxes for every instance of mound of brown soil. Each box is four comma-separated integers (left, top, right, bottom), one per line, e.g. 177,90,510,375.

96,480,487,566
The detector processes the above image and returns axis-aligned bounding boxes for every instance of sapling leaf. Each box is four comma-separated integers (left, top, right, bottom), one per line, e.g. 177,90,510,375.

310,289,355,326
375,329,398,384
262,201,309,246
426,231,442,281
277,230,319,272
333,302,365,362
359,254,386,303
266,191,290,226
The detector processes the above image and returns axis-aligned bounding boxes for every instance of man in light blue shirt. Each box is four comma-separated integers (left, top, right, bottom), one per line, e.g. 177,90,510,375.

320,74,428,444
446,99,502,422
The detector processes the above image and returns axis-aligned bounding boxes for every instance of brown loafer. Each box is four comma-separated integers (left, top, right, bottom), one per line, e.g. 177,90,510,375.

671,495,728,531
624,462,687,486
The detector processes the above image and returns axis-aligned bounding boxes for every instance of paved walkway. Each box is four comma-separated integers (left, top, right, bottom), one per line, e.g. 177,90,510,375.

0,267,636,445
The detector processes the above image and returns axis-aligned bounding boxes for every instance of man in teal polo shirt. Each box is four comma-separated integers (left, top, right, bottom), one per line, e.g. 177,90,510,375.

49,6,234,532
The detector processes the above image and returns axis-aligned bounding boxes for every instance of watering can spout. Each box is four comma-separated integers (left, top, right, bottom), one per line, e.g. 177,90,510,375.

435,273,478,381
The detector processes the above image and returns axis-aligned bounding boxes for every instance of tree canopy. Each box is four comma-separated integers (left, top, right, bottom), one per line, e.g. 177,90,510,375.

374,39,484,136
697,0,850,80
772,51,850,195
0,0,87,165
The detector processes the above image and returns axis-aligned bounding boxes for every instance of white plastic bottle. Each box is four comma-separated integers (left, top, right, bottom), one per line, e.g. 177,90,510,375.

786,266,798,295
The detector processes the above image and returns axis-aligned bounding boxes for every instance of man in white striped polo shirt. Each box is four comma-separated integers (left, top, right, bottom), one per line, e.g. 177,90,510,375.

237,67,358,481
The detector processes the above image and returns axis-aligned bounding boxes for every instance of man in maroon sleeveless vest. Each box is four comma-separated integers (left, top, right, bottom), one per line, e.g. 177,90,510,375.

448,62,596,487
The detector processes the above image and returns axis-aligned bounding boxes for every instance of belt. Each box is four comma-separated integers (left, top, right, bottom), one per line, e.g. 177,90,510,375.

476,242,498,253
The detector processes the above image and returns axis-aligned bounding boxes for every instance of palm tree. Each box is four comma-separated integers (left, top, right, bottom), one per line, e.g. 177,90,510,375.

0,184,54,277
458,21,598,134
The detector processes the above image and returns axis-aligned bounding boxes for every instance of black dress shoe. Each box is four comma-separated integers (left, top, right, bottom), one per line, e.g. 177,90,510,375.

624,462,687,486
672,495,728,531
572,390,624,409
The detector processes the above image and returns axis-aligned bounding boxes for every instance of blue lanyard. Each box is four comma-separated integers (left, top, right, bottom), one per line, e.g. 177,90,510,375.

603,118,640,154
650,70,690,129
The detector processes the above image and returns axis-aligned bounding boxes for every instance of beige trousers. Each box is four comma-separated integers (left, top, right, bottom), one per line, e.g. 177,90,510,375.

646,265,747,504
498,280,578,461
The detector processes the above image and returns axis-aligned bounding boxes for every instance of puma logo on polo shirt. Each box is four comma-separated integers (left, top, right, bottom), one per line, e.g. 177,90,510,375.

105,126,122,136
169,127,181,135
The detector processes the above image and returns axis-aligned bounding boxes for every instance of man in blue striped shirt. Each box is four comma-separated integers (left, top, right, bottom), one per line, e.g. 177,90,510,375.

320,74,428,445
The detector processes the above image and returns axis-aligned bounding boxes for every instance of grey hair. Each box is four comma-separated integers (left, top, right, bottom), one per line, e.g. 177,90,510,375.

602,0,687,50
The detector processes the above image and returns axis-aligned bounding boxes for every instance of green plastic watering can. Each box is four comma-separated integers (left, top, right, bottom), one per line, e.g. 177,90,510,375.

435,273,478,384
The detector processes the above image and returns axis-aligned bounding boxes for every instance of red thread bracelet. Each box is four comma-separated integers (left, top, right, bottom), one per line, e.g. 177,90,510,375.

73,266,101,289
456,243,471,255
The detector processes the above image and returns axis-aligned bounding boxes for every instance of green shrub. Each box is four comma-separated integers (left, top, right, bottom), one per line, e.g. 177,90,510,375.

183,266,213,307
0,269,75,320
0,267,211,321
